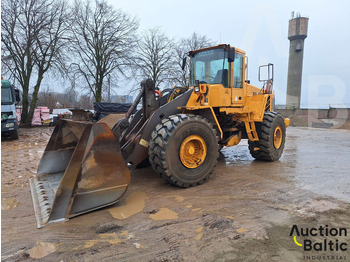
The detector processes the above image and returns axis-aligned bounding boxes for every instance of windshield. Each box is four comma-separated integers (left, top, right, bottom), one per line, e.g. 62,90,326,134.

1,86,14,105
190,48,229,87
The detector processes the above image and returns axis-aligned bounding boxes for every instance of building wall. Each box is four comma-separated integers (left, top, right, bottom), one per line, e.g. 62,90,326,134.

276,108,350,120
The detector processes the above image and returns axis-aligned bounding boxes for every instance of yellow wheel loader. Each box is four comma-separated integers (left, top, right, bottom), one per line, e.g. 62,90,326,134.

30,44,289,228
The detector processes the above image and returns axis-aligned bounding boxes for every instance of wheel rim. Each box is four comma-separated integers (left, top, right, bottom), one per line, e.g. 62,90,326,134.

179,135,207,168
273,126,283,149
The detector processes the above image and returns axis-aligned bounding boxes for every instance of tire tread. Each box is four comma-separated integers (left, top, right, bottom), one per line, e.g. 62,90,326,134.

149,114,219,187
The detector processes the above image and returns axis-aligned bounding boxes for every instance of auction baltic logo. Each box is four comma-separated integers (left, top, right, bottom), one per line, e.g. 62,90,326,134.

290,225,348,260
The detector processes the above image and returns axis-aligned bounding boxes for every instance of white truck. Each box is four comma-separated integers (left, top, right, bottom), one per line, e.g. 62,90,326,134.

1,79,21,139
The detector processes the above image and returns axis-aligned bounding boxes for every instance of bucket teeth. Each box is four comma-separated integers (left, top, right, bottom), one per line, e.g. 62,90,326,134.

30,172,64,227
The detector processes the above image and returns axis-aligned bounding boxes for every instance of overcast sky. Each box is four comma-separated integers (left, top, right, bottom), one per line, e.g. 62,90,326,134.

109,0,350,108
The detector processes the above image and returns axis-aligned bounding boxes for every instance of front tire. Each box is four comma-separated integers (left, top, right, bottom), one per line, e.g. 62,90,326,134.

149,114,219,187
248,112,286,161
11,130,19,140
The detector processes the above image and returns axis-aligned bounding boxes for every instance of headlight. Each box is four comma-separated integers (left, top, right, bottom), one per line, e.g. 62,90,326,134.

194,86,200,92
5,123,14,128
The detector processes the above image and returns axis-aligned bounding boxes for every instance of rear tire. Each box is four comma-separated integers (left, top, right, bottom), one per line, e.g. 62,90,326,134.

248,112,286,161
149,114,219,187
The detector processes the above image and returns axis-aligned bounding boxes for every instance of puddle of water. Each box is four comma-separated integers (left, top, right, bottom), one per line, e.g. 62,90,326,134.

74,233,124,250
149,208,178,221
99,233,122,245
195,227,203,233
108,191,148,219
175,196,184,202
29,241,56,259
194,227,204,240
195,233,203,241
84,240,98,249
82,233,123,249
57,230,133,252
237,228,248,234
120,230,129,238
1,198,19,210
167,195,185,203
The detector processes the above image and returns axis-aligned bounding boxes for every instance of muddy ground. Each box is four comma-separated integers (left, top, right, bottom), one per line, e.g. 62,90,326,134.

1,126,350,261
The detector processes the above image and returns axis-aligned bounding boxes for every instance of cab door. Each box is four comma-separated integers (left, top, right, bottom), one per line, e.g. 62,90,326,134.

231,53,245,106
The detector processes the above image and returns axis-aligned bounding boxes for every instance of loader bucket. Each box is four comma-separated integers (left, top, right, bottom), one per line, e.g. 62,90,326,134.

29,119,130,228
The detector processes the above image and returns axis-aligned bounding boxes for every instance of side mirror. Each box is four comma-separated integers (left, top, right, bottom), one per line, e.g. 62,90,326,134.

258,63,274,82
228,47,235,63
181,56,187,71
14,88,21,102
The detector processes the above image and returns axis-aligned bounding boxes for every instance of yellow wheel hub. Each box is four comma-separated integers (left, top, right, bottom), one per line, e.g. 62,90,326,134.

179,135,207,168
273,126,283,149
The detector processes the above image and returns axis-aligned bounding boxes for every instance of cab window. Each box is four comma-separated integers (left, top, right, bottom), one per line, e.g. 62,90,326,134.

1,86,14,105
233,53,243,88
190,48,229,87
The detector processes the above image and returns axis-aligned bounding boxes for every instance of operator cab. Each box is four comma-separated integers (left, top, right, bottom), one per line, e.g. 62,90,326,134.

189,44,244,89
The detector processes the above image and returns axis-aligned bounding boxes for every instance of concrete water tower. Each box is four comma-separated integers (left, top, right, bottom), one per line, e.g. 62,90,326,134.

286,12,309,109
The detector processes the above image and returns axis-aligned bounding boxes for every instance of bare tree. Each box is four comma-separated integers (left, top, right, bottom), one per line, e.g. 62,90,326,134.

1,0,69,124
78,94,94,109
172,32,215,86
37,87,58,111
55,89,78,108
69,0,138,102
133,27,174,89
